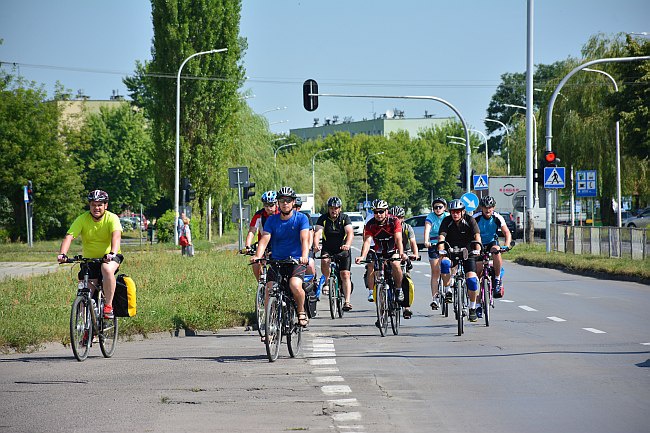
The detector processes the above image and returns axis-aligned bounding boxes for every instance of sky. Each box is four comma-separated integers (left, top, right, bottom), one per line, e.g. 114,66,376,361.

1,0,648,136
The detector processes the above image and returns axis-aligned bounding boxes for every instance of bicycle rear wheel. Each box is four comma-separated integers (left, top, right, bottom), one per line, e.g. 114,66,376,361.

256,283,265,337
264,294,282,362
389,289,400,335
70,296,92,362
99,314,118,358
328,275,337,319
376,284,389,337
455,281,464,336
482,277,491,327
336,276,344,318
438,278,448,317
286,304,302,358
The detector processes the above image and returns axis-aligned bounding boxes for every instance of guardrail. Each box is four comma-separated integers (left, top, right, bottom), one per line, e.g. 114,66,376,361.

551,224,648,260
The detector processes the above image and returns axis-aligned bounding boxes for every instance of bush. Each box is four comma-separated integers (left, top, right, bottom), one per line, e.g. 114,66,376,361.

155,209,176,243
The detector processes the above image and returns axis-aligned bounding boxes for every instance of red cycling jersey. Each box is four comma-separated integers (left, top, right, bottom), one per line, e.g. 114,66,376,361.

249,208,278,241
364,215,402,255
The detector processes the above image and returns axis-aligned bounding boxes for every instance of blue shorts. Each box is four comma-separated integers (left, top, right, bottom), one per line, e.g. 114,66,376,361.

427,246,441,260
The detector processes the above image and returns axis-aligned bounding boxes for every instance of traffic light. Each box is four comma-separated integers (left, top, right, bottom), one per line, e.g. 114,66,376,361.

456,164,466,188
187,188,196,201
303,79,319,112
27,180,34,203
243,181,255,200
544,150,559,167
181,177,196,201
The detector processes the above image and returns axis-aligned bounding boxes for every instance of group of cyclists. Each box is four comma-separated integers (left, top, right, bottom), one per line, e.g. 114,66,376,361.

245,186,512,328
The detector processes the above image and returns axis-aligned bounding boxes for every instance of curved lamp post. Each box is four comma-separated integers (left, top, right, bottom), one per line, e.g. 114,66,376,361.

312,148,333,201
469,129,489,177
175,48,227,245
365,152,384,205
484,118,511,175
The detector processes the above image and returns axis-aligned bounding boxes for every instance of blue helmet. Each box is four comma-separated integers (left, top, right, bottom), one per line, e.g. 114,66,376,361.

261,190,277,204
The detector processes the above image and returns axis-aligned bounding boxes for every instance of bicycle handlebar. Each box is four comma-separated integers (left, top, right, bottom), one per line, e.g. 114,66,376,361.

60,255,104,265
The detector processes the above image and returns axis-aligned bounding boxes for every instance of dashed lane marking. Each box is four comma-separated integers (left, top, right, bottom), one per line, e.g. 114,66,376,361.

332,412,362,422
583,328,606,334
321,385,352,395
519,305,538,312
499,299,514,303
328,398,360,407
547,316,566,322
315,376,345,382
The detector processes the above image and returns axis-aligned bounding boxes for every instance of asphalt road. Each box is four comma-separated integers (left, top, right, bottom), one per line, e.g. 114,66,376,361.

1,239,649,432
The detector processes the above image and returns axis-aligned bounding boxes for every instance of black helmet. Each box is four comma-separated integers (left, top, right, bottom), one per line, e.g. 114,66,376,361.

277,186,296,199
327,196,342,207
481,195,496,208
294,197,303,207
432,197,447,207
389,206,405,217
87,190,109,202
448,199,465,211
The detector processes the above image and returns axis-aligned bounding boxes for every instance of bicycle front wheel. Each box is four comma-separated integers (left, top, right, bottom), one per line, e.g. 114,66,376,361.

389,289,400,335
255,283,265,338
328,275,337,320
70,296,91,362
376,284,389,337
455,281,464,336
335,276,344,319
482,277,491,327
264,294,282,362
286,304,302,358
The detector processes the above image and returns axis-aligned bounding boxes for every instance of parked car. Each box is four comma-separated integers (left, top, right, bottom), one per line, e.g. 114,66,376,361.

499,211,518,238
346,212,365,235
403,214,427,248
622,207,650,228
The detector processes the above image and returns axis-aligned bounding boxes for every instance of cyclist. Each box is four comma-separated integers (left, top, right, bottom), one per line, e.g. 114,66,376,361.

314,196,354,310
293,197,317,276
251,186,311,327
473,195,512,298
423,197,451,310
389,205,419,319
355,200,408,304
437,199,482,322
245,191,279,281
57,190,123,319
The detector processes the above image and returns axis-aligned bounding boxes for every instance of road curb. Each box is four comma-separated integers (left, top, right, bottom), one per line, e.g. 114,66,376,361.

513,258,649,286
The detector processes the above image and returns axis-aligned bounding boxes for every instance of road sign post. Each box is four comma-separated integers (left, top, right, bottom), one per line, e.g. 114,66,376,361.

543,167,565,189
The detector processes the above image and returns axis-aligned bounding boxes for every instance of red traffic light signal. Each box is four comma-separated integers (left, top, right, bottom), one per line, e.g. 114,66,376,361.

544,151,559,166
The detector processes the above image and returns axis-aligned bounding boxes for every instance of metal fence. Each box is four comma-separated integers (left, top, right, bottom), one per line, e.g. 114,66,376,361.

551,224,648,260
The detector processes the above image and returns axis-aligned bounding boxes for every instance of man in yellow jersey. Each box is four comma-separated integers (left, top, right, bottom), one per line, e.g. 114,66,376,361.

57,190,123,319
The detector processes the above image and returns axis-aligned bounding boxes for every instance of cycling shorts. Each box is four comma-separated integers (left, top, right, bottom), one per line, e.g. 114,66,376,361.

268,263,306,283
322,249,351,272
77,254,123,280
427,246,441,260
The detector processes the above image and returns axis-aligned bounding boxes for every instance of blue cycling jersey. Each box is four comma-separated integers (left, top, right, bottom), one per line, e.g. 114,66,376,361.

425,211,449,240
473,212,506,245
263,211,310,259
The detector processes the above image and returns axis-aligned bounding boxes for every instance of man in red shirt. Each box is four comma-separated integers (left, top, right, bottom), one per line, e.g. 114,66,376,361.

245,191,279,281
355,200,407,302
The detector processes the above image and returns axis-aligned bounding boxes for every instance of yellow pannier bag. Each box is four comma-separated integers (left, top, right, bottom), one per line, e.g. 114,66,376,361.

401,274,415,307
114,274,137,317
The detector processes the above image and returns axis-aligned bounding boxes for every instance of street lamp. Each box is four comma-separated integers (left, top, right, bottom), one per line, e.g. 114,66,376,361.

270,120,289,126
582,67,622,227
261,106,287,115
312,148,333,200
505,103,538,204
274,142,297,189
175,48,227,245
365,152,384,205
484,118,511,175
469,129,489,177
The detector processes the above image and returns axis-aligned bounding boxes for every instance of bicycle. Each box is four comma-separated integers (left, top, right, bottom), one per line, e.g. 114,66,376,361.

439,241,482,336
477,242,513,327
361,252,402,337
241,243,268,338
253,258,304,362
64,256,118,361
316,251,348,320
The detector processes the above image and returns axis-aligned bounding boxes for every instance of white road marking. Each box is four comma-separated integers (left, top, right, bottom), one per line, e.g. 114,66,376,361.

328,398,360,407
332,412,362,422
315,376,345,382
321,385,352,395
312,345,336,351
309,358,336,365
313,337,334,344
519,305,537,312
641,343,650,346
562,292,580,296
424,274,431,277
307,351,335,358
499,299,514,303
583,328,606,334
547,316,566,322
312,367,339,374
336,426,366,431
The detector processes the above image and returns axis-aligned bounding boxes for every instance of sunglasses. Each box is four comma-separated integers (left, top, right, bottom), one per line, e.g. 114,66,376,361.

278,198,294,204
434,205,444,210
374,209,386,214
450,209,463,213
263,203,276,208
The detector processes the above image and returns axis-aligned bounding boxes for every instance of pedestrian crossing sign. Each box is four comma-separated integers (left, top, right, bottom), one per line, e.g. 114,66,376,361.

473,174,488,190
544,167,565,189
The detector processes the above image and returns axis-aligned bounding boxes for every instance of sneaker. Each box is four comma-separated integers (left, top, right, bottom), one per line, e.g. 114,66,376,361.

469,308,478,322
375,320,380,328
322,285,329,295
430,299,439,310
403,309,413,319
444,290,452,303
103,305,114,319
493,279,504,298
476,305,483,318
367,290,374,302
396,288,405,302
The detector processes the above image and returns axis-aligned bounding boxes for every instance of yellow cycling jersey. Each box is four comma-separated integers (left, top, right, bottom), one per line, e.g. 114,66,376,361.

67,210,122,258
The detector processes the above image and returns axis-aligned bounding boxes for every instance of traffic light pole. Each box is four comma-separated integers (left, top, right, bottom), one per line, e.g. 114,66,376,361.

236,170,244,251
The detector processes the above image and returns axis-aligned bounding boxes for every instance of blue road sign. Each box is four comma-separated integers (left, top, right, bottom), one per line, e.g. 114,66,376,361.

576,170,597,197
460,192,479,213
473,174,488,190
23,186,29,203
544,167,565,189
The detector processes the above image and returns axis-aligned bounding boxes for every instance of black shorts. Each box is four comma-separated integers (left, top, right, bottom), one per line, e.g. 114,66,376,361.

77,254,123,280
267,263,306,283
322,249,351,272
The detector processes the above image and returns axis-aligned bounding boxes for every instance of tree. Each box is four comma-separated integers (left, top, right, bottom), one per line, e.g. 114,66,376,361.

0,73,84,240
124,0,247,211
74,104,161,210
